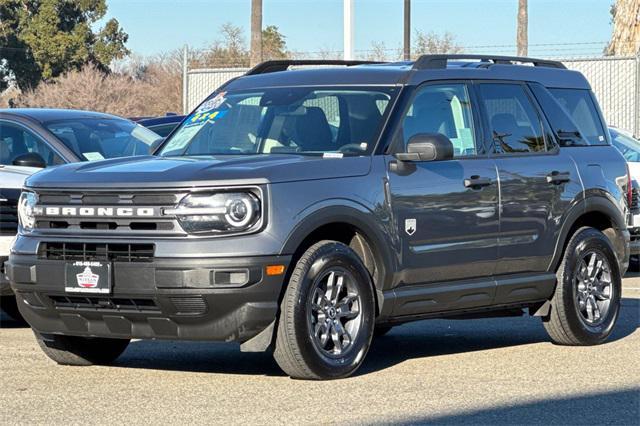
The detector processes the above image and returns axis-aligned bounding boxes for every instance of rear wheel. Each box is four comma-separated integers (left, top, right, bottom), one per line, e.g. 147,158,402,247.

35,332,130,366
273,241,375,380
543,227,621,345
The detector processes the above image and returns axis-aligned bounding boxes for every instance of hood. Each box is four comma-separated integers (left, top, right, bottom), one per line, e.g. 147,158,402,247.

0,165,41,189
25,154,372,189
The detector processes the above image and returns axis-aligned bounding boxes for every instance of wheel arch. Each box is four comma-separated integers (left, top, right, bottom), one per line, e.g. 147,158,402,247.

281,204,395,293
549,195,627,272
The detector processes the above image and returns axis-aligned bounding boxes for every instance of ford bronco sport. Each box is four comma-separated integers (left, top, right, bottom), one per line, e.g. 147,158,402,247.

7,55,630,380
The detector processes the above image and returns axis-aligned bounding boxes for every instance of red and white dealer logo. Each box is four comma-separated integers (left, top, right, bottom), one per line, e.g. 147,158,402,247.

76,266,99,288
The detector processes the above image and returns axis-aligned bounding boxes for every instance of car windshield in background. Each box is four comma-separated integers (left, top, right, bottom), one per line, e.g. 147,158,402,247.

159,87,396,157
45,118,161,161
611,128,640,162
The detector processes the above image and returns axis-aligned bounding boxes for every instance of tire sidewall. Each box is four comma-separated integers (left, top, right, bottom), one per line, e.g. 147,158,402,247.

560,229,622,343
291,243,375,379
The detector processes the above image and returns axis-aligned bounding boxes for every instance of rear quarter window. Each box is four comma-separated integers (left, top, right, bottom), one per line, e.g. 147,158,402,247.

549,88,607,146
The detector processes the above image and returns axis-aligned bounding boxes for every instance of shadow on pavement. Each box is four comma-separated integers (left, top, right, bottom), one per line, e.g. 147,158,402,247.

391,388,640,425
0,311,28,328
113,297,638,377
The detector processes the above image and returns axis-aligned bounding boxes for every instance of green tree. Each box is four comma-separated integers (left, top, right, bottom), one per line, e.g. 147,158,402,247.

262,25,288,60
0,0,129,91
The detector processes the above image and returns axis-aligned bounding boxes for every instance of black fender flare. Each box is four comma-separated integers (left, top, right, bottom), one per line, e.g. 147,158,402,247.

548,195,627,271
280,201,397,292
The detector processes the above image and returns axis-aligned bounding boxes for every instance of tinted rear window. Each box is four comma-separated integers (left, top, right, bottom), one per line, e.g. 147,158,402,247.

549,88,607,146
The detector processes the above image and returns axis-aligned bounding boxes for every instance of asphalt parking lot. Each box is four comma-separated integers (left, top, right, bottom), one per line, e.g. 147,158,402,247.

1,277,638,425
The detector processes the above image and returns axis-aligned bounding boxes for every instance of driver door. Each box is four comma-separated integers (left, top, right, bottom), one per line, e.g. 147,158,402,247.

385,82,499,314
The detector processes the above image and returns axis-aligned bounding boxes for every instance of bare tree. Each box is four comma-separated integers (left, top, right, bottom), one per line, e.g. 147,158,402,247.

517,0,528,56
367,41,389,61
250,0,263,66
413,31,463,56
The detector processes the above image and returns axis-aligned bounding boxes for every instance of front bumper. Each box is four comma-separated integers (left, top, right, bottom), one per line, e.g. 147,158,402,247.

7,253,290,342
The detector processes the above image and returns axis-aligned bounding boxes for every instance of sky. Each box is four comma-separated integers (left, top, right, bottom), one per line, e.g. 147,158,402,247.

101,0,615,58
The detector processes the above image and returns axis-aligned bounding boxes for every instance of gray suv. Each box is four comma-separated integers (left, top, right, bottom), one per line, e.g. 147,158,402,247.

7,55,631,380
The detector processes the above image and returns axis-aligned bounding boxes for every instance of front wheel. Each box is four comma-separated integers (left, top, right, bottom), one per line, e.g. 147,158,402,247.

273,241,376,380
543,227,621,345
35,332,130,366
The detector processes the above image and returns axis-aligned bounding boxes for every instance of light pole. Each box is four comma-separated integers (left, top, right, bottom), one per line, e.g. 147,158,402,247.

404,0,411,60
344,0,354,60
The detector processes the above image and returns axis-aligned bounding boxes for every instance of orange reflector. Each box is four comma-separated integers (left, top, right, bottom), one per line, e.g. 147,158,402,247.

266,265,285,276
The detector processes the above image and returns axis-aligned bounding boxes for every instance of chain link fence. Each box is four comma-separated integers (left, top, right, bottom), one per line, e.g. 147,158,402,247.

183,56,640,136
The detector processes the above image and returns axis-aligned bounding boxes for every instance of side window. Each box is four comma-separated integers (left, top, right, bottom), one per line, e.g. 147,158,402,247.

549,88,607,146
479,83,546,154
0,121,63,166
403,83,477,157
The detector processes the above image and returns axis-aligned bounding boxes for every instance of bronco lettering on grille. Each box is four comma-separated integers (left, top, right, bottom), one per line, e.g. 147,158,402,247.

35,206,159,218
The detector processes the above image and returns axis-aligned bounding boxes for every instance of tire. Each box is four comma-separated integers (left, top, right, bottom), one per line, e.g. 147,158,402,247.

543,227,622,345
273,241,376,380
35,332,130,366
374,325,393,337
1,295,27,325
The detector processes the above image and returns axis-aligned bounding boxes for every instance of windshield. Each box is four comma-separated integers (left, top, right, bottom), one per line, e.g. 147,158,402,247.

611,128,640,162
159,87,396,157
45,118,161,161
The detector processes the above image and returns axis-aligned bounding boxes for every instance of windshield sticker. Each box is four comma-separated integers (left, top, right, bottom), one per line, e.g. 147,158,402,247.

323,152,344,159
196,92,227,113
83,152,105,161
186,109,228,127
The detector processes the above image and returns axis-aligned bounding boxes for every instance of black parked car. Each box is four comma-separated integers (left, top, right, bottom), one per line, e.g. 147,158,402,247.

135,114,186,138
7,56,631,380
1,109,161,321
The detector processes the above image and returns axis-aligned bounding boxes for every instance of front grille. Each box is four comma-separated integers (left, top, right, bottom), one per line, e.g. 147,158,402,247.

40,242,154,262
32,190,185,236
48,295,158,312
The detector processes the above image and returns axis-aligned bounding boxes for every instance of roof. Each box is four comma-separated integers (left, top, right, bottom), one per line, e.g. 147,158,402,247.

0,108,124,123
225,56,591,91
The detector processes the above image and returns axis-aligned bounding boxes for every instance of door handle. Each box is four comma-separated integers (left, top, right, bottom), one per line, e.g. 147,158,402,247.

546,171,571,184
464,175,492,189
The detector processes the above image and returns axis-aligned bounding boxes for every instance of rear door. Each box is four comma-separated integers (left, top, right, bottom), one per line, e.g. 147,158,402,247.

476,82,582,277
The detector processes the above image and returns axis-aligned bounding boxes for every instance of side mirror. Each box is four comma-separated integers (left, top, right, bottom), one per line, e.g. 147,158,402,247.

149,138,165,155
13,152,46,168
395,133,454,162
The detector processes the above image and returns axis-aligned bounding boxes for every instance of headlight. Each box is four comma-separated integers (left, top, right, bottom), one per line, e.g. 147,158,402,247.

18,192,38,232
166,191,261,234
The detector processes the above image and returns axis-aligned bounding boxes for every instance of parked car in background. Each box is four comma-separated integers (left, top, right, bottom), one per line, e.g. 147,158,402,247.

0,109,162,321
610,126,640,263
135,114,186,138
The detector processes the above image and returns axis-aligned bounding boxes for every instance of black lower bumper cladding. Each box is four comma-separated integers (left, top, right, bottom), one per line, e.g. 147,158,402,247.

7,253,290,343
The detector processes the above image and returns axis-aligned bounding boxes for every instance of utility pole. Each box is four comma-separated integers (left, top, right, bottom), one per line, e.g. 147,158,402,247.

403,0,411,60
517,0,528,56
343,0,354,60
250,0,263,66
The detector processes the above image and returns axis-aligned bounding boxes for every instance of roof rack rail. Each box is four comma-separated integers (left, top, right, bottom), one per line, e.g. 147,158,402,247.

245,59,385,75
413,54,566,70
